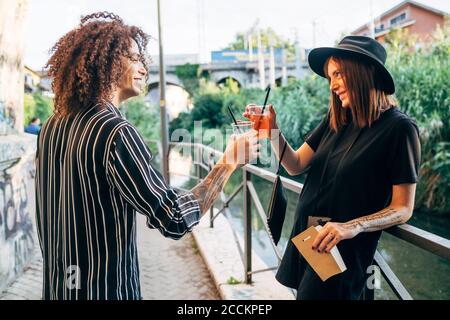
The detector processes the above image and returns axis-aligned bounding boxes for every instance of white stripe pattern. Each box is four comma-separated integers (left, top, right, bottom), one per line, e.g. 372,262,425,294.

35,102,200,300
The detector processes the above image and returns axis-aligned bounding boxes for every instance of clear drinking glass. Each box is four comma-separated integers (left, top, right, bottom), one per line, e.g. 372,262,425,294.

231,120,253,135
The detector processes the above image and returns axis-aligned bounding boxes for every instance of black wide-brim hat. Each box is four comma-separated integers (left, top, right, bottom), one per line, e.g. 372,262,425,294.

308,35,395,94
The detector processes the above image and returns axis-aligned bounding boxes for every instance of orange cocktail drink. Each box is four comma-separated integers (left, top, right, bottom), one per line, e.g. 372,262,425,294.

249,106,270,139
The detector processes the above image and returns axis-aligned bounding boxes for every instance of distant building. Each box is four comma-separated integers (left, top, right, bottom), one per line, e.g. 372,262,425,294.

211,49,284,63
351,0,447,42
36,70,54,97
24,65,41,93
23,66,54,97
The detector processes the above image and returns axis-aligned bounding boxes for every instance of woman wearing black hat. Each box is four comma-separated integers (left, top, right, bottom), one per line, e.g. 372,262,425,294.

244,36,421,299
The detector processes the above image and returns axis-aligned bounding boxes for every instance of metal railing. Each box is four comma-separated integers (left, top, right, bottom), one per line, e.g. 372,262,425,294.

148,140,450,300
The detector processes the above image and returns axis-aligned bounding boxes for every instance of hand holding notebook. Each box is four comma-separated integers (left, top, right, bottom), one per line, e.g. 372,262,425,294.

291,225,347,281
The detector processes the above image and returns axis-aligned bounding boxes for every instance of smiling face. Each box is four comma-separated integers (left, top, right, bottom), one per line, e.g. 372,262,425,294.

116,39,147,102
327,57,350,108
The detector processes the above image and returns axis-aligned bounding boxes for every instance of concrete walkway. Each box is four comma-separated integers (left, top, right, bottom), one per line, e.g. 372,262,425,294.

193,212,295,300
0,214,220,300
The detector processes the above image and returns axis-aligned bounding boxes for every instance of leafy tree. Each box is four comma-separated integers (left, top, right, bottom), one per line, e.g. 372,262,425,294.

270,76,329,148
225,27,296,59
121,96,160,155
33,92,53,122
191,93,226,129
175,63,200,96
24,93,36,125
23,91,53,125
385,22,450,214
167,22,449,214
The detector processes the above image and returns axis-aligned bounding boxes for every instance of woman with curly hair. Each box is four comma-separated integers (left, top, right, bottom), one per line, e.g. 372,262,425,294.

36,12,258,300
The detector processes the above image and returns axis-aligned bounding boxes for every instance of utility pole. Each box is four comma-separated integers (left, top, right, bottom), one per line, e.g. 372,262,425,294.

269,35,276,87
197,0,206,63
312,19,317,48
281,45,287,86
294,28,302,80
157,0,170,184
257,24,265,89
248,33,253,62
248,19,259,62
369,0,375,38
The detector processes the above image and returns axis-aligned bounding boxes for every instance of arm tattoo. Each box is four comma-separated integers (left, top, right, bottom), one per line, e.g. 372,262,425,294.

190,163,235,214
343,207,407,233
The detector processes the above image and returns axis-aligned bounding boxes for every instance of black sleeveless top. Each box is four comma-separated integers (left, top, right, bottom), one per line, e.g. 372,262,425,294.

275,107,421,299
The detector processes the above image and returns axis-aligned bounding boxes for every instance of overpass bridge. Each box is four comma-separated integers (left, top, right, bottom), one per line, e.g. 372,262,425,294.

146,60,310,119
147,61,310,90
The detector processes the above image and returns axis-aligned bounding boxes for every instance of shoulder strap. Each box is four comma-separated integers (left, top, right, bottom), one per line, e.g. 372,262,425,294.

276,139,288,175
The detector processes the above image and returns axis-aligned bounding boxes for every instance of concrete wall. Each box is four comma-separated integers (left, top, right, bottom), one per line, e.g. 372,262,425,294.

0,0,29,131
0,0,37,294
0,135,37,294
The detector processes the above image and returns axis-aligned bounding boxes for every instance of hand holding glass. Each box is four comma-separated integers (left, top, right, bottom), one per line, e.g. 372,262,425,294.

223,129,259,168
243,104,274,139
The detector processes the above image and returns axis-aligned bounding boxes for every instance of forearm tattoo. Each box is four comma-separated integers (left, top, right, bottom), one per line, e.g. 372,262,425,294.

190,163,234,214
343,207,406,233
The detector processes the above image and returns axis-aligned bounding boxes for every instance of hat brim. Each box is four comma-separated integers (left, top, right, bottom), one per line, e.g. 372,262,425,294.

308,47,395,94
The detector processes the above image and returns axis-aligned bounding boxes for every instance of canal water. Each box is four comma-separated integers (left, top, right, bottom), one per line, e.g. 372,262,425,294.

165,148,450,300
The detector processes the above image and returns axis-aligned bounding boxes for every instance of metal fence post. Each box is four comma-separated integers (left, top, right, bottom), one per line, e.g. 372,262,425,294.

208,152,214,228
157,0,170,184
243,168,252,283
194,144,201,181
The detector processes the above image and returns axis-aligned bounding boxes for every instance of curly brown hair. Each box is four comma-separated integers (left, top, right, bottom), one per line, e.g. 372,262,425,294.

45,12,150,117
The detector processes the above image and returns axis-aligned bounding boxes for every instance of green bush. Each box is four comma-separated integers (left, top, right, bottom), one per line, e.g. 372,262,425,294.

24,93,36,125
121,96,160,155
24,91,53,125
175,63,200,96
169,23,449,214
270,76,329,148
385,22,450,214
191,93,226,129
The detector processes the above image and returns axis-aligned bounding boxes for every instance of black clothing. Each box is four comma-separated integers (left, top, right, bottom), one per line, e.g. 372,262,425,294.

275,107,421,299
36,102,200,300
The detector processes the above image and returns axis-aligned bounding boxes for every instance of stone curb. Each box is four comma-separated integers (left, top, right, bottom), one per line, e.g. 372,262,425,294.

192,211,295,300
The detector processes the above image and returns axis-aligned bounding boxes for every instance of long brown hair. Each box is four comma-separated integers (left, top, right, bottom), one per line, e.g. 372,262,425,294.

45,12,150,117
324,56,397,132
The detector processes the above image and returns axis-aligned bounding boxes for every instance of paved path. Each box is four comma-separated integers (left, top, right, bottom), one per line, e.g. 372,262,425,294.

136,215,220,300
0,214,219,300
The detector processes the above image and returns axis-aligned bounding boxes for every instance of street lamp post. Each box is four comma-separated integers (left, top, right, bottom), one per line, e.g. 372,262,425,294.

157,0,170,184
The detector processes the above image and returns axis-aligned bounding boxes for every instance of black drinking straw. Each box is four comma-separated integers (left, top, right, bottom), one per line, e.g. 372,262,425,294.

261,86,271,114
227,104,241,133
256,86,271,130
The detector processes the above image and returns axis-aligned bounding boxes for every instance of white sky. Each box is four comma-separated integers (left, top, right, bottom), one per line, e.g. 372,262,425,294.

24,0,450,70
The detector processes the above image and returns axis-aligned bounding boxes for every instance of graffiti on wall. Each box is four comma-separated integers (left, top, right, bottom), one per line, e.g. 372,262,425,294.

0,158,36,290
0,100,17,135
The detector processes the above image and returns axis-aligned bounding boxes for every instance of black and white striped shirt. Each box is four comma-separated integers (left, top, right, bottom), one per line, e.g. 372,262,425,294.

35,102,200,300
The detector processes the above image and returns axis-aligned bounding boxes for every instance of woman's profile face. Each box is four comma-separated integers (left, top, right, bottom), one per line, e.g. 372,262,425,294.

327,58,350,108
117,39,147,101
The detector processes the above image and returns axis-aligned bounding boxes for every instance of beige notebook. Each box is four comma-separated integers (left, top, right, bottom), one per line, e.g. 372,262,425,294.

291,225,347,281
